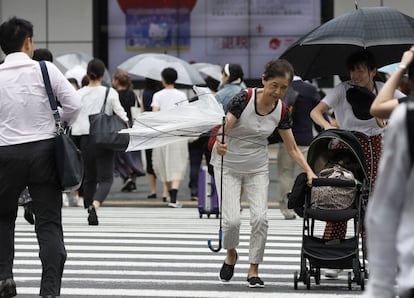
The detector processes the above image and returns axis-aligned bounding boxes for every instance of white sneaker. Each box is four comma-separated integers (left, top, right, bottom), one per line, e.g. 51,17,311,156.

76,196,84,207
168,201,182,208
324,269,343,279
62,193,69,207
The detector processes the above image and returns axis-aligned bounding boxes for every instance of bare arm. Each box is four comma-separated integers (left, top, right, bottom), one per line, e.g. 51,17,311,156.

215,112,237,155
278,129,316,184
310,101,338,130
370,46,414,119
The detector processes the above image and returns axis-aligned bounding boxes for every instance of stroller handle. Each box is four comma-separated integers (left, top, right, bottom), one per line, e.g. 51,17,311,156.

312,178,358,188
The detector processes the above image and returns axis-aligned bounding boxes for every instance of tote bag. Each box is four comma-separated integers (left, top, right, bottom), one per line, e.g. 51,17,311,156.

89,87,129,151
40,61,84,191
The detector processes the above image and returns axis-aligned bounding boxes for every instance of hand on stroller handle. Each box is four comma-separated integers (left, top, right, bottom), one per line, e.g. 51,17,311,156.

312,177,360,188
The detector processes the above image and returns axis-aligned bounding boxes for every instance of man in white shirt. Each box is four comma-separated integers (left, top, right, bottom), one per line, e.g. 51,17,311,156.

0,17,81,298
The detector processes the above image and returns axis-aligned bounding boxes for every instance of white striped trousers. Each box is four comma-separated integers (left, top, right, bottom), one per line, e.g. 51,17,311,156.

214,166,269,264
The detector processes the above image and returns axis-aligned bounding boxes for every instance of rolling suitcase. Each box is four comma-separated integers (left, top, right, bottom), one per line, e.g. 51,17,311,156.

198,165,219,218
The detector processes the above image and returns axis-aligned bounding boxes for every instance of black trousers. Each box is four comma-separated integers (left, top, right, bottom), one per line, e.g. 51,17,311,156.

400,289,414,298
79,135,115,207
188,136,211,195
0,139,66,296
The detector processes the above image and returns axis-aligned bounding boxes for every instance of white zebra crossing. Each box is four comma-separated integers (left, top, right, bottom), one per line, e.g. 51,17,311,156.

12,207,363,297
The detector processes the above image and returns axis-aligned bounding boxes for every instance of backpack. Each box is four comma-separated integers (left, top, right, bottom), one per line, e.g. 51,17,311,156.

207,88,286,150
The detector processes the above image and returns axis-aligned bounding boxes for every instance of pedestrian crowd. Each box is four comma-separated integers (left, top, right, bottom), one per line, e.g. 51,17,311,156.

1,15,414,298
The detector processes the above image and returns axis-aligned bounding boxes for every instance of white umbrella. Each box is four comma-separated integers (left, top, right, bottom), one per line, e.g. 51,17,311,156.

121,86,224,151
193,63,222,82
118,53,205,85
55,51,112,86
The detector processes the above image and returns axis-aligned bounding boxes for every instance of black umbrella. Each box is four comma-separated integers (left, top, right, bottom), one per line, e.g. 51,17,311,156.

280,6,414,80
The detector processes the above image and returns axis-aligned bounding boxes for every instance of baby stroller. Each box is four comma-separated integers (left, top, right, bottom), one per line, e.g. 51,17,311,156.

292,129,370,291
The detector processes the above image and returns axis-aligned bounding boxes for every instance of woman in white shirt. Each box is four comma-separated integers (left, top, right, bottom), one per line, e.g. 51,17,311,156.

71,58,128,225
151,67,189,208
310,49,405,278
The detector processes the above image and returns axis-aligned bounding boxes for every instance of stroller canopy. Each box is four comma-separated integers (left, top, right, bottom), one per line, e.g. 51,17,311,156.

307,129,368,182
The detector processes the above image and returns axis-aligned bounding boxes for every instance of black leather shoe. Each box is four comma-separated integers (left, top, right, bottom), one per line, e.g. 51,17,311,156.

0,278,16,298
87,205,99,225
23,202,35,225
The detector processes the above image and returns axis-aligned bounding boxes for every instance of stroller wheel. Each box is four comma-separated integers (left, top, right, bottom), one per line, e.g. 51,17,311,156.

315,267,321,285
293,271,298,290
347,272,352,290
306,271,311,290
360,272,365,291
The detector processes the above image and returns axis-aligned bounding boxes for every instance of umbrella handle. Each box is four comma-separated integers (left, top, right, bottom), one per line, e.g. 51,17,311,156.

207,230,222,252
208,116,225,253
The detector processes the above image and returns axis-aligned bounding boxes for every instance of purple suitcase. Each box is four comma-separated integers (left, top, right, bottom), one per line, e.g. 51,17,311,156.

198,165,219,218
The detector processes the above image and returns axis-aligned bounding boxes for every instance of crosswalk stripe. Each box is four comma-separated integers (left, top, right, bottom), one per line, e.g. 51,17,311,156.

12,207,364,297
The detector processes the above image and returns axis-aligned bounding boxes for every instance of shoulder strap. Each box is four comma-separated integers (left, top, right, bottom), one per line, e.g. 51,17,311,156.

101,87,110,113
407,99,414,166
247,87,253,101
39,61,63,134
280,100,287,124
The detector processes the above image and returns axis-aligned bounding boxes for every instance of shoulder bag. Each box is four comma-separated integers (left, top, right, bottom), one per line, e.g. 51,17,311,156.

88,87,129,150
39,61,84,192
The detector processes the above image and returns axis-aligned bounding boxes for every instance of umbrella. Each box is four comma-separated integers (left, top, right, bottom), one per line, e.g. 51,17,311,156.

118,53,205,85
193,63,222,82
378,62,400,74
55,51,112,86
280,6,414,80
121,85,224,151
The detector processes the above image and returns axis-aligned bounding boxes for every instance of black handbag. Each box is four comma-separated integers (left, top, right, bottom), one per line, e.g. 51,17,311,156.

88,87,129,150
40,61,84,192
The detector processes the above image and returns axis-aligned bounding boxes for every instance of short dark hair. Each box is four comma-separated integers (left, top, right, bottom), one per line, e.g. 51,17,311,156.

87,58,105,81
161,67,178,85
346,50,376,71
222,64,244,83
262,59,294,82
33,48,53,62
0,17,33,55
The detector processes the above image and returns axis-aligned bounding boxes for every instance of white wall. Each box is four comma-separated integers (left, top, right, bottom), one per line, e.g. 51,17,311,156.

0,0,93,61
333,0,414,17
1,0,413,73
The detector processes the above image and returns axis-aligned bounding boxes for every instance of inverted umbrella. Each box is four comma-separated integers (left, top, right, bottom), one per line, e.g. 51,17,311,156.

280,6,414,80
118,53,205,85
55,51,112,86
193,62,222,82
121,85,224,151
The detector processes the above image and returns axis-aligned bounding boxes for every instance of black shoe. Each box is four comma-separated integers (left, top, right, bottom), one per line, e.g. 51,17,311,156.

219,253,238,282
247,276,264,288
121,178,133,192
87,206,98,226
23,203,35,225
0,278,16,298
147,193,156,199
